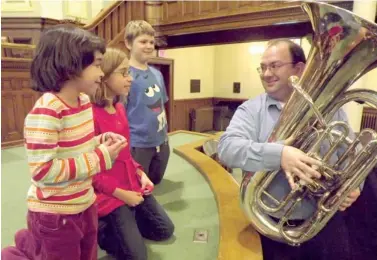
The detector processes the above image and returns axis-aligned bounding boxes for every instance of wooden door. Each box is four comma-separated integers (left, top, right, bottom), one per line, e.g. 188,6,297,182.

149,57,174,132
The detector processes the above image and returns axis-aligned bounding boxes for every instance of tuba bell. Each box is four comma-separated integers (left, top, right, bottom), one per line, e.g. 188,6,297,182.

240,1,377,246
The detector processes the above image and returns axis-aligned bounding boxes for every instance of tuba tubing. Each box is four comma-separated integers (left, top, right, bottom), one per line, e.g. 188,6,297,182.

240,1,377,246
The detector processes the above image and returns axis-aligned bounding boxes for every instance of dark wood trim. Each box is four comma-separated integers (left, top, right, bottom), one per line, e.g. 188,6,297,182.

213,97,248,102
153,1,352,49
1,57,41,149
213,97,248,104
149,57,174,133
1,58,32,69
1,17,62,29
1,17,80,46
174,97,214,102
160,22,312,49
155,4,308,36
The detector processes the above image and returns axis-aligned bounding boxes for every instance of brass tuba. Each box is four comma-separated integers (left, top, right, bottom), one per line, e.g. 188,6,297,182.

240,1,377,246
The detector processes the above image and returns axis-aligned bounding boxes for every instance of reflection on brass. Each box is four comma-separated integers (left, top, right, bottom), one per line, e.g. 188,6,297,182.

240,2,377,246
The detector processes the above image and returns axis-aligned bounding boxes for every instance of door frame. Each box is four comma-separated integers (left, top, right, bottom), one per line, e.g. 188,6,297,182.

149,56,174,132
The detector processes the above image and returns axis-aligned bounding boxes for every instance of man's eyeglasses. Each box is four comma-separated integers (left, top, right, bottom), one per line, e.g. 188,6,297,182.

257,62,296,75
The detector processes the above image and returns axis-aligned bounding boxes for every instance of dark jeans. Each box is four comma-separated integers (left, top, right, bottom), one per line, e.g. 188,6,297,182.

261,212,351,260
131,142,170,185
345,171,377,260
98,195,174,260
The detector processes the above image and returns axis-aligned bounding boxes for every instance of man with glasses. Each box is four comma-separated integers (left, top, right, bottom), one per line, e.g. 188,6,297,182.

218,39,361,260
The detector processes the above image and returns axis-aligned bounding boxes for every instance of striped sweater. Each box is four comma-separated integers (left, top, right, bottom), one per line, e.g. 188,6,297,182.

24,92,113,214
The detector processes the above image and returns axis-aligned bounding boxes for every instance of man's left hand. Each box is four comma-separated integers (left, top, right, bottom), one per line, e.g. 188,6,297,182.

338,188,360,211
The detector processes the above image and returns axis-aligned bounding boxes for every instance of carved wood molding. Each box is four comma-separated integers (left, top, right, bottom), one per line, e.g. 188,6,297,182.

2,78,31,91
2,57,40,149
1,17,63,29
153,2,353,37
145,1,163,26
1,58,32,70
1,17,83,45
160,22,312,49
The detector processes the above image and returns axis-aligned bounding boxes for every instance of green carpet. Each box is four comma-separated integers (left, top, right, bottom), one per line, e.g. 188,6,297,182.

1,133,220,260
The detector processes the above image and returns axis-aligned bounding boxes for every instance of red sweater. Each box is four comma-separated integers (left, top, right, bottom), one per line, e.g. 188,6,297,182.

92,103,145,217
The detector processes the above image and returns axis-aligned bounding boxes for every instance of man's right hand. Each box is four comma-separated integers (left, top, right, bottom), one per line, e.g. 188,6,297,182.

104,138,127,161
113,188,144,207
281,146,322,189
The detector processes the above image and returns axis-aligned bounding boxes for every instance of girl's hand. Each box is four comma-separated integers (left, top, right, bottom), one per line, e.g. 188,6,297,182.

105,132,127,146
139,170,154,195
113,188,144,207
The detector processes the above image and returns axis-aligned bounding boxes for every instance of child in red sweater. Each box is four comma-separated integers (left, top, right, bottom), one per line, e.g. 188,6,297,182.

90,48,174,260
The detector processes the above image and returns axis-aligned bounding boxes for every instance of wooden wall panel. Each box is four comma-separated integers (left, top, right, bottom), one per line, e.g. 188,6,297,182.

198,1,218,15
172,98,213,131
1,59,41,148
218,1,231,11
165,1,181,21
156,0,303,26
182,1,195,17
237,1,260,8
1,17,62,46
152,1,352,43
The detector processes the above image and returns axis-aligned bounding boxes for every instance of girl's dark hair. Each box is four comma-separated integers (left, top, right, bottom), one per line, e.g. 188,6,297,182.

30,24,106,92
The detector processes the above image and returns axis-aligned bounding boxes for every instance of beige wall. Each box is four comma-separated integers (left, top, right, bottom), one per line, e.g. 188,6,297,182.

213,42,264,99
1,0,116,22
163,46,215,100
164,38,306,100
1,0,41,17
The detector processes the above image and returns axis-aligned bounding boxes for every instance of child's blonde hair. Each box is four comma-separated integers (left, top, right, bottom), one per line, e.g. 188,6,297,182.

91,48,128,107
124,20,155,45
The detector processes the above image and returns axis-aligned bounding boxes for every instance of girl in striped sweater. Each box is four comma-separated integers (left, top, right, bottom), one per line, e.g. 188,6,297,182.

1,25,127,260
90,48,174,260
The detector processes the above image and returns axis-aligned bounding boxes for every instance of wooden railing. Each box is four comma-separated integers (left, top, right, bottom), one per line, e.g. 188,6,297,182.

1,42,35,59
83,1,145,45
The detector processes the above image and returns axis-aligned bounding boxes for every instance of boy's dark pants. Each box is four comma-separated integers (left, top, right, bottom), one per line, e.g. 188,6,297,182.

131,141,170,185
98,195,174,260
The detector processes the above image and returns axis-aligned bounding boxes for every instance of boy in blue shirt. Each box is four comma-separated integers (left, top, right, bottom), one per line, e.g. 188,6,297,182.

124,20,169,185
